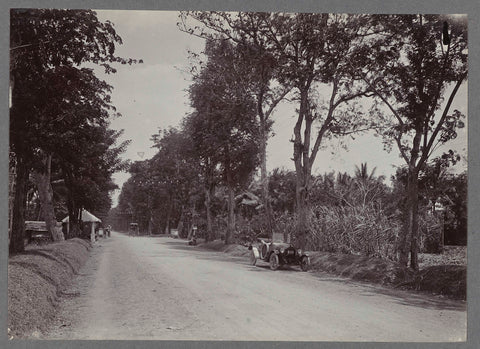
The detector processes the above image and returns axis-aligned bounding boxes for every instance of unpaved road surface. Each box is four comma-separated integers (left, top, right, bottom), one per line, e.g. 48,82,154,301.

45,232,466,341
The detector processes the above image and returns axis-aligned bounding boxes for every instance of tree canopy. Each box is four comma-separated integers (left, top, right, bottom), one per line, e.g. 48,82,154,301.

9,9,139,252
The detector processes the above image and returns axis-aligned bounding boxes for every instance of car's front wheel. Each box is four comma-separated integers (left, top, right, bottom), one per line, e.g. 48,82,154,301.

269,253,280,271
300,256,310,271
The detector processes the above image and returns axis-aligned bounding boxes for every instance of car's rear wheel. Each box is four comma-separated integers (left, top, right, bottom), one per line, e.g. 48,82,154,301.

300,256,310,271
250,250,257,266
269,253,279,270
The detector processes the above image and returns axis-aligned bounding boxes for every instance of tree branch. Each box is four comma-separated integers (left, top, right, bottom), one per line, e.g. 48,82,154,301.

418,73,467,169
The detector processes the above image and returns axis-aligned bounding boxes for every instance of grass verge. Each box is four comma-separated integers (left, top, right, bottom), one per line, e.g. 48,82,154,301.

8,238,91,338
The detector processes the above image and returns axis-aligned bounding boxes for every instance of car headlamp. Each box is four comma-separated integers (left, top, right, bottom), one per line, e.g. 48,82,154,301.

280,248,285,254
297,249,302,255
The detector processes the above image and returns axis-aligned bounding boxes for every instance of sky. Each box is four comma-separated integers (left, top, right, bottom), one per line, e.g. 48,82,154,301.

93,10,468,207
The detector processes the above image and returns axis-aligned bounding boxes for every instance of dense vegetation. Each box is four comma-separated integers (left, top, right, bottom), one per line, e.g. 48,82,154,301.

9,9,139,253
112,13,467,270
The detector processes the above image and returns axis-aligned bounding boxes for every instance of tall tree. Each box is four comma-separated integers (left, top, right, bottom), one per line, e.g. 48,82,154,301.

180,12,291,239
151,127,201,235
360,15,467,269
187,39,260,244
118,128,201,236
58,124,129,238
10,9,138,252
180,13,380,248
183,115,220,241
254,13,377,249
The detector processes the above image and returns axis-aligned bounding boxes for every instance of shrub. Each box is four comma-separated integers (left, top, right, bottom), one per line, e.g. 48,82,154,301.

418,211,443,253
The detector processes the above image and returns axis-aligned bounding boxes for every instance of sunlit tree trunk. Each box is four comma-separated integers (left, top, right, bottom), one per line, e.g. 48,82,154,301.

258,116,274,240
403,167,420,270
63,165,82,239
293,87,312,250
295,170,309,249
32,153,64,241
177,206,187,238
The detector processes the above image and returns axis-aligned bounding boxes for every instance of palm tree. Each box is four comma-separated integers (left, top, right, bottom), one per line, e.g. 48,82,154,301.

353,163,385,208
354,163,377,182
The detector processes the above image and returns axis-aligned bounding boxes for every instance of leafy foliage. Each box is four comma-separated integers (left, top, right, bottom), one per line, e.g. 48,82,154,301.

9,9,139,251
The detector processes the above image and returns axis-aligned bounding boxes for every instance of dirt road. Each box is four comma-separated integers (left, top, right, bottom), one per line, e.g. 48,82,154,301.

45,232,466,341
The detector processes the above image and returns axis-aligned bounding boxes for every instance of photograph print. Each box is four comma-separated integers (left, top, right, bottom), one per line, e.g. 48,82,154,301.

8,9,468,341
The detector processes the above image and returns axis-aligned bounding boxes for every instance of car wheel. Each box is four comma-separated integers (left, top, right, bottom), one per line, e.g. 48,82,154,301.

269,253,279,271
250,250,257,266
300,256,310,271
261,244,268,259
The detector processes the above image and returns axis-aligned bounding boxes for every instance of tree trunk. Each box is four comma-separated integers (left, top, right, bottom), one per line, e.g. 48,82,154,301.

259,117,274,239
292,87,312,250
205,184,214,241
32,154,64,241
295,171,309,250
164,194,172,234
398,168,420,270
67,208,82,239
187,204,196,240
225,182,236,245
63,165,81,239
147,195,153,235
148,215,154,235
163,216,169,235
398,198,411,266
177,206,186,238
9,155,28,254
409,171,420,270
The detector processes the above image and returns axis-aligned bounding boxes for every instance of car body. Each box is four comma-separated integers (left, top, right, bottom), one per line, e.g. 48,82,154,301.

249,239,310,271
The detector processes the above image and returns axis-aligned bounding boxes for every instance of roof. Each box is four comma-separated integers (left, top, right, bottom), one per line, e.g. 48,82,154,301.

235,191,262,208
62,210,101,223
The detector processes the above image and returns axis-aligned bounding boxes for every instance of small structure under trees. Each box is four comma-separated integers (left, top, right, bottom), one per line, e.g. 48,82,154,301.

62,210,102,243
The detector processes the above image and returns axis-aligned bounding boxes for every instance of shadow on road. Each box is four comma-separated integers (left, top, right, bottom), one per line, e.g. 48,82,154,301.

309,272,466,312
365,286,466,311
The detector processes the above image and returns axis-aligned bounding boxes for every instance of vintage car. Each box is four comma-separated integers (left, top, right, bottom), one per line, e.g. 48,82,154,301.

249,238,310,271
